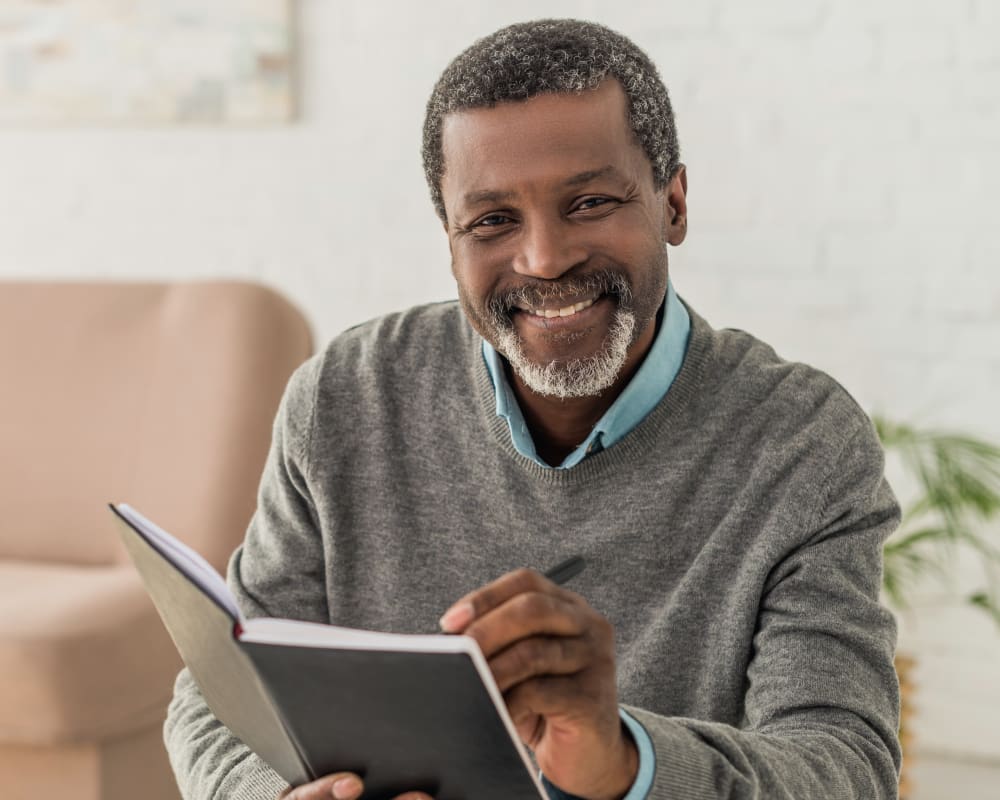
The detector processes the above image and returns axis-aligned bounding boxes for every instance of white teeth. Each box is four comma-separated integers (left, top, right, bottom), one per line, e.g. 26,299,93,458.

532,297,596,318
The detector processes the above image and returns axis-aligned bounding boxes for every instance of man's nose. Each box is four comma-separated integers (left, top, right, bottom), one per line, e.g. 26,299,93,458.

512,218,587,280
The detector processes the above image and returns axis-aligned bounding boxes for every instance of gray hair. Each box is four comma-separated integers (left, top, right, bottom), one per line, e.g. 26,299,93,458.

421,18,682,222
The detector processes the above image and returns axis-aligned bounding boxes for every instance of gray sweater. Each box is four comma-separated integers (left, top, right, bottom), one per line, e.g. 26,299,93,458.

164,301,901,799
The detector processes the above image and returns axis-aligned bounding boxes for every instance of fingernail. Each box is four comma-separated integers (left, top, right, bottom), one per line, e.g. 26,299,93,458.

332,776,361,799
439,601,474,632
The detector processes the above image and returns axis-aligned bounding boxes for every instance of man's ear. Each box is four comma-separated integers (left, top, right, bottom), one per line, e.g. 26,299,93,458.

662,165,688,247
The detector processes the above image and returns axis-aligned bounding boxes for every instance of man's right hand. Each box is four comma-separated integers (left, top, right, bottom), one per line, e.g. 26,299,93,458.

279,772,432,800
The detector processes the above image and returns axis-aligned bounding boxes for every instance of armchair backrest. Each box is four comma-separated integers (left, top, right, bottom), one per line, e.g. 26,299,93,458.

0,281,312,571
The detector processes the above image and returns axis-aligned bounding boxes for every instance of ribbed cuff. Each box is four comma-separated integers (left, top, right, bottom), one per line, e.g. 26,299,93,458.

217,753,291,800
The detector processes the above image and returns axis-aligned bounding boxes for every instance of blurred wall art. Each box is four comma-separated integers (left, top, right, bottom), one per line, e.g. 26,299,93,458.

0,0,293,124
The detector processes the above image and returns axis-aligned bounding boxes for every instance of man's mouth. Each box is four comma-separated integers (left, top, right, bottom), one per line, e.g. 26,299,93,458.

513,295,600,320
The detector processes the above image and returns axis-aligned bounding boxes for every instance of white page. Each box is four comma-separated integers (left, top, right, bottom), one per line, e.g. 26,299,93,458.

240,617,477,652
116,503,243,621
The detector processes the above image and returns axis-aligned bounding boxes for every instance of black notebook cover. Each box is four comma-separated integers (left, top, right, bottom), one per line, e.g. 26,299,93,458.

111,504,546,800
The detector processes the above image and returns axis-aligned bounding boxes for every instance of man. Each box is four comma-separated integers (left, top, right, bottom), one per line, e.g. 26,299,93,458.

165,19,901,800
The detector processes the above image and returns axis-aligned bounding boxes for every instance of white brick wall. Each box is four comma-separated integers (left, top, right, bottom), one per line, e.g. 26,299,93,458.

1,0,998,763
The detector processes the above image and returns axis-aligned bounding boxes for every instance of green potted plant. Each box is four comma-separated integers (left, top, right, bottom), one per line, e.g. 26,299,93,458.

873,415,1000,799
876,416,1000,623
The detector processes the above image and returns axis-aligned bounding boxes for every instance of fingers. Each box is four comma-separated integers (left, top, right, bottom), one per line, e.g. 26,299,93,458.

281,772,362,800
489,634,593,692
439,567,615,696
282,774,432,800
466,590,590,657
440,567,567,633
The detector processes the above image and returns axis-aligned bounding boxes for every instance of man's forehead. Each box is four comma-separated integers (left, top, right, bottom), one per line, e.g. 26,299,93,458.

439,81,647,205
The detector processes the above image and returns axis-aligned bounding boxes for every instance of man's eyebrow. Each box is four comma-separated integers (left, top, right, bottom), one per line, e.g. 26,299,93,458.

563,165,619,186
462,188,516,207
461,166,622,208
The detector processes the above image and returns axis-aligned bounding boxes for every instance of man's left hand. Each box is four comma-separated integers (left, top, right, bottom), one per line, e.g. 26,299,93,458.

439,568,638,800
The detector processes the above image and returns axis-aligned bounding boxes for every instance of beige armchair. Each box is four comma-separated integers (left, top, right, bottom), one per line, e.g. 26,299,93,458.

0,281,312,800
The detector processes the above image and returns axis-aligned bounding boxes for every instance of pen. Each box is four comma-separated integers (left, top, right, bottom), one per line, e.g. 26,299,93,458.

542,554,586,585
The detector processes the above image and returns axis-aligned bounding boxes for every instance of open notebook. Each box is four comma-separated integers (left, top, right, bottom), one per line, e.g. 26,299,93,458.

111,503,545,799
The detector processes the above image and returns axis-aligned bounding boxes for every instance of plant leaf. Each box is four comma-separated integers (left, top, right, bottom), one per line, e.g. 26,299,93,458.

876,414,1000,624
968,592,1000,626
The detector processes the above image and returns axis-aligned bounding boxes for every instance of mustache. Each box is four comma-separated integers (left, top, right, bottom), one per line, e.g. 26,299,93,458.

485,269,633,320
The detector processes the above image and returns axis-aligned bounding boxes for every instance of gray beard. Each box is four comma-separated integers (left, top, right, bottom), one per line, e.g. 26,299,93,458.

494,307,637,400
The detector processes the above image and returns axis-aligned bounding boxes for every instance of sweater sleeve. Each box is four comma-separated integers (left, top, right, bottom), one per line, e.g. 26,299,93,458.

621,420,902,799
163,356,327,800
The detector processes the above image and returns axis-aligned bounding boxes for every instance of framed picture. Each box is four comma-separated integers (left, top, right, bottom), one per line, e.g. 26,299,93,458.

0,0,293,124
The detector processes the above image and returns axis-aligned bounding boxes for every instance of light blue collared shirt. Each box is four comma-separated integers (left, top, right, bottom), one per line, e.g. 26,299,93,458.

482,281,691,799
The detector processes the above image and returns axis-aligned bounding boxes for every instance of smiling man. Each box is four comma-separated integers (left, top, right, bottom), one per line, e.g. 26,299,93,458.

164,19,902,800
442,78,685,467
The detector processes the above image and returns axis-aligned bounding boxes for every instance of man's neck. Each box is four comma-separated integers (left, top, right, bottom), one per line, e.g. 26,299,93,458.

507,318,658,466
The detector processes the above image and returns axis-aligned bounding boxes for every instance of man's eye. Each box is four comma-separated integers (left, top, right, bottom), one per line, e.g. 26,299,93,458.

574,197,613,212
475,214,512,227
